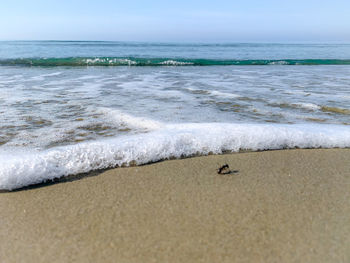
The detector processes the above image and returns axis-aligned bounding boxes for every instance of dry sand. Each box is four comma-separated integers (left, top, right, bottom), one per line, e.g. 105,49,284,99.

1,149,349,263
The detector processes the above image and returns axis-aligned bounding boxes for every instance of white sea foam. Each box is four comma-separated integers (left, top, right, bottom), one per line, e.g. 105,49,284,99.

1,65,350,190
30,72,63,81
158,60,194,66
268,61,289,65
76,75,99,80
186,88,240,99
294,103,321,111
1,122,349,190
3,107,163,148
210,90,240,99
84,58,137,65
96,108,163,131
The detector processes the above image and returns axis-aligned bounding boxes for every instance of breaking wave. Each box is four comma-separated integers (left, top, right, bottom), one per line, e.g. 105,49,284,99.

1,57,350,66
1,122,349,190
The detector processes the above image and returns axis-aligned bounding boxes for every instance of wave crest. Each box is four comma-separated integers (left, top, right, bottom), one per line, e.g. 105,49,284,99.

1,58,350,67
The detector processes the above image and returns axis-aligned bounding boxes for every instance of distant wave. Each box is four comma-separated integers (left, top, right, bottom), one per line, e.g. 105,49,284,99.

1,57,350,66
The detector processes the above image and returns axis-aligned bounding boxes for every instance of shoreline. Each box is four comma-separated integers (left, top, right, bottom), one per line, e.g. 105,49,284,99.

1,148,350,262
3,147,348,192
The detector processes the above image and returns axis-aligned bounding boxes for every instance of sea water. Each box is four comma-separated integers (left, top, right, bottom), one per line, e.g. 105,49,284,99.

0,41,349,190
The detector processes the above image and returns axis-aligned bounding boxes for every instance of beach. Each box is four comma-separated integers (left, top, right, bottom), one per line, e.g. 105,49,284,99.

1,148,349,262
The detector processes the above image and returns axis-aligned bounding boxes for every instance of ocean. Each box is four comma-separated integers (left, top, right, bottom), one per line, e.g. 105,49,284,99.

0,41,350,190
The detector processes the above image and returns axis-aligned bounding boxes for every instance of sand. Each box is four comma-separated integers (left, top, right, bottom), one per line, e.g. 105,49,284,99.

0,149,349,263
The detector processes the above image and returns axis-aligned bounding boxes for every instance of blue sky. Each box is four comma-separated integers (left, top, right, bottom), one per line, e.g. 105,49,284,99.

1,0,349,42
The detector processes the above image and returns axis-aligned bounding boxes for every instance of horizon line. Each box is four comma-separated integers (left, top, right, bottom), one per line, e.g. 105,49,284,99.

1,40,350,45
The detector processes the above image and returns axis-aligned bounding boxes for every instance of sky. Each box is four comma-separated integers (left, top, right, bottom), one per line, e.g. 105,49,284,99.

1,0,350,42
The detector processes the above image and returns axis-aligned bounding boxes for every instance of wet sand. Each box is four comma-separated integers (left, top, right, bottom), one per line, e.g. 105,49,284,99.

1,149,349,262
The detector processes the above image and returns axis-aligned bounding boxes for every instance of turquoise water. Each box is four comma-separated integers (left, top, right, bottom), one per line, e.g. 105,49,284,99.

2,57,350,66
1,41,350,66
0,41,350,190
1,41,350,62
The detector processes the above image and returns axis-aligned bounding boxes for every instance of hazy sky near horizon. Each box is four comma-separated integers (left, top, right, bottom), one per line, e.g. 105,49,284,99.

1,0,350,42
